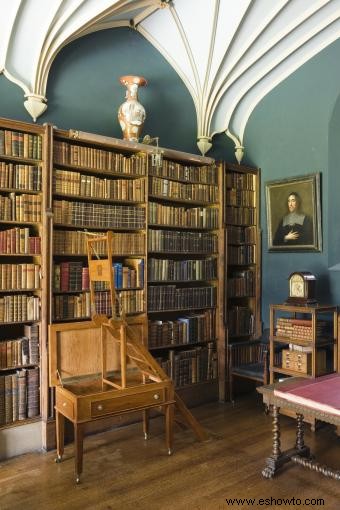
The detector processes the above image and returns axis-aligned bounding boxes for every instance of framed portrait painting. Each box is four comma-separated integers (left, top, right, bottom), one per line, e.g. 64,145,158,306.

266,173,322,252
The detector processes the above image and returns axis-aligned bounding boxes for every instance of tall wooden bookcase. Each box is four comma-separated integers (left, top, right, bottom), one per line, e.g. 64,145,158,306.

223,162,262,394
148,155,224,403
1,116,264,457
0,118,49,456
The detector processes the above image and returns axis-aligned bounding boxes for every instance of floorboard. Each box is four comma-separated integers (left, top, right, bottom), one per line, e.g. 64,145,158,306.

1,392,340,510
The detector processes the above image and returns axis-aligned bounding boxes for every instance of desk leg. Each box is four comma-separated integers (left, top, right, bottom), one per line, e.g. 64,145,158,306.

74,423,84,484
143,409,149,440
262,405,282,478
295,413,306,450
165,403,174,456
55,410,64,463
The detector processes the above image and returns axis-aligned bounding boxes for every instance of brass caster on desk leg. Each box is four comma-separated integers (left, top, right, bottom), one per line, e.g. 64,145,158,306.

168,448,173,456
144,433,148,440
76,476,81,484
55,455,63,463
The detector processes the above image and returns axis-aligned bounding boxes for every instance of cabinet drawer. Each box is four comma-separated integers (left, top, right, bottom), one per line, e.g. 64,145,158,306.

56,394,75,420
91,388,166,417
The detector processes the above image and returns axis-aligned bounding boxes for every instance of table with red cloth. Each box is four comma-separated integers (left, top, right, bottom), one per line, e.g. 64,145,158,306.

257,373,340,480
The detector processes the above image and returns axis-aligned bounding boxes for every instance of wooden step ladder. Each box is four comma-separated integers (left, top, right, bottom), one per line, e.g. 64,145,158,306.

86,231,208,441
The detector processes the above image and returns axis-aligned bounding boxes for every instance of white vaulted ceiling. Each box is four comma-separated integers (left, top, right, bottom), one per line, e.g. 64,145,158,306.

1,0,340,160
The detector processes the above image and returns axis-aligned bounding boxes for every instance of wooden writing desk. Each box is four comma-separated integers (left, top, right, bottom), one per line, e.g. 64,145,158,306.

258,375,340,481
49,319,175,483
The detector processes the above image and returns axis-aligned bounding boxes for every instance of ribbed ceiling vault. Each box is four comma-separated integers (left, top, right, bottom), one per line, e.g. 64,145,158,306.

1,0,339,161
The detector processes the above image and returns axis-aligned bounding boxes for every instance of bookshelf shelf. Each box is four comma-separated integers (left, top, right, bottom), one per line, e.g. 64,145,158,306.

53,192,144,206
0,220,41,227
0,154,43,165
54,223,145,231
0,188,41,195
53,161,146,180
148,223,216,231
148,194,218,207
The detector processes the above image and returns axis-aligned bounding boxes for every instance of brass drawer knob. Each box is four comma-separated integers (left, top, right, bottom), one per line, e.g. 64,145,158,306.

153,394,160,400
97,404,103,411
63,402,67,407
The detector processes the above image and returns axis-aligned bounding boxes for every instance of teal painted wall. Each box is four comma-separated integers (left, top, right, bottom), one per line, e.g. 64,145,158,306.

242,38,340,326
1,26,340,328
0,28,197,153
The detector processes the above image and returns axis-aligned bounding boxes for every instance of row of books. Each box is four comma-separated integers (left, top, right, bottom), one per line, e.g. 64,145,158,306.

0,162,42,191
225,206,256,227
54,140,148,175
225,172,256,190
156,343,217,388
0,263,40,290
227,306,254,337
148,229,217,253
0,325,39,368
53,289,144,320
148,285,216,311
149,176,218,202
0,295,40,323
53,200,145,229
149,161,217,185
148,310,215,348
53,259,144,292
227,270,255,298
0,367,40,425
0,193,41,223
225,189,256,208
53,230,145,255
0,227,41,254
226,225,257,244
0,130,42,160
148,202,219,229
148,257,217,282
227,244,256,265
275,317,328,340
53,169,145,202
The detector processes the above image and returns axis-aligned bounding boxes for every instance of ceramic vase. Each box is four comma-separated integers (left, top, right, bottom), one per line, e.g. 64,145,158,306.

118,75,147,142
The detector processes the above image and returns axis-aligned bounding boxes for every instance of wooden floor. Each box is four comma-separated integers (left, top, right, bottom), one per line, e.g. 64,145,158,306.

2,392,340,510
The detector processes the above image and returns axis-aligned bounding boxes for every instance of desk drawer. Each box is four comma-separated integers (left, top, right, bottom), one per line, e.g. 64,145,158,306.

91,388,166,417
56,393,75,420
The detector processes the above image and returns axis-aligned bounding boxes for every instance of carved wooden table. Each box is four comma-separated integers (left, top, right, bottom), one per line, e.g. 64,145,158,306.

258,377,340,481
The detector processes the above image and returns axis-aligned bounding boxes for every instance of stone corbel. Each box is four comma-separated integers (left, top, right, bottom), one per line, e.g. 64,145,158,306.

226,129,244,164
197,135,212,156
24,93,48,122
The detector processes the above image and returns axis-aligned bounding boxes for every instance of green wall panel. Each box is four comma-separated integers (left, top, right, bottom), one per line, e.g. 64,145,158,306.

0,28,198,154
243,38,340,326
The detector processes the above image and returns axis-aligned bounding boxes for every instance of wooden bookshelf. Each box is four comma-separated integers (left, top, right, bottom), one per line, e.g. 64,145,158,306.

0,118,229,455
148,158,225,402
0,118,48,440
223,162,261,397
51,128,148,325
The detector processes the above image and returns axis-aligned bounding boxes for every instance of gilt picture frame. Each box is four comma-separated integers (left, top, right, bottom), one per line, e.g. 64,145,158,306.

266,173,322,252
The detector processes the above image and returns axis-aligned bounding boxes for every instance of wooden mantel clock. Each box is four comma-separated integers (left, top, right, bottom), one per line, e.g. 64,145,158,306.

286,271,317,306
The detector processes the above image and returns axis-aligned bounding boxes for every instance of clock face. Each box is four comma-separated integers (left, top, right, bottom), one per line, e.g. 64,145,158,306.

290,274,305,297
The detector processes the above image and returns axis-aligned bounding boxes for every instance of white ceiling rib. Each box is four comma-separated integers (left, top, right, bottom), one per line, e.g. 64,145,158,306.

0,0,339,161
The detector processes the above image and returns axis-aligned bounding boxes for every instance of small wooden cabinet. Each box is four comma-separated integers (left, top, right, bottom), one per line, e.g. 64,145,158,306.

269,304,338,383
